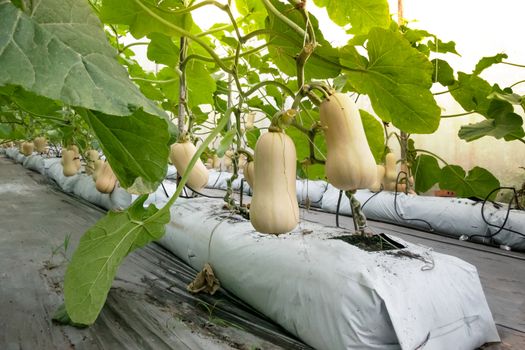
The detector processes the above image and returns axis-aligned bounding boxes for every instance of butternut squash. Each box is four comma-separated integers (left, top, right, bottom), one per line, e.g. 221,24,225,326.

320,93,376,190
384,152,397,181
95,162,117,193
368,165,385,192
212,155,221,170
62,150,78,176
21,142,34,156
243,161,255,188
92,159,104,181
34,137,47,153
250,131,299,234
84,150,99,175
67,145,81,170
245,112,256,130
223,150,234,171
169,141,209,190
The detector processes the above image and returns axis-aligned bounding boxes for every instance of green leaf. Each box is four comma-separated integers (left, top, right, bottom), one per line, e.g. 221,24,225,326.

412,155,441,193
265,0,341,80
313,0,390,35
449,73,493,116
100,0,193,38
458,113,524,142
432,59,455,86
266,84,283,107
245,127,261,150
359,110,385,164
285,125,326,180
147,33,180,67
473,53,508,75
235,0,267,32
439,165,500,199
426,38,459,55
216,129,236,157
341,28,440,133
64,195,170,325
0,0,164,118
52,304,88,329
82,108,170,194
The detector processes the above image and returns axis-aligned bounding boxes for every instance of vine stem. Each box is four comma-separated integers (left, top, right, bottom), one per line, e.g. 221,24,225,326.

509,79,525,88
244,81,294,98
178,35,188,136
503,61,525,69
119,42,149,53
132,0,232,73
441,111,476,118
261,0,308,40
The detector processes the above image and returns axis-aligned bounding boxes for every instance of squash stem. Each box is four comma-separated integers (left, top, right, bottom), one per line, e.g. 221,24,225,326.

345,190,369,236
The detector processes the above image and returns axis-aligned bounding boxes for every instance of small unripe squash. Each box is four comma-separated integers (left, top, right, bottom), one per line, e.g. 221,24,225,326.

320,93,376,190
62,150,78,177
34,137,47,153
243,161,255,188
95,162,117,193
245,112,255,130
250,131,299,234
84,150,99,175
169,141,209,190
92,159,104,181
369,165,385,192
21,142,34,156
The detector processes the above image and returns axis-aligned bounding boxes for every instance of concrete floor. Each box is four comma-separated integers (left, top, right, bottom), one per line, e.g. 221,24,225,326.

1,155,524,349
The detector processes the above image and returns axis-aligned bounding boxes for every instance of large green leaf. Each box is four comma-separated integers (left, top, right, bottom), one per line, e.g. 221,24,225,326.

100,0,192,38
342,28,440,133
359,110,385,163
82,109,170,194
439,165,500,199
449,73,493,116
64,195,170,325
235,0,267,32
264,0,341,80
412,155,441,193
313,0,390,35
147,33,180,67
0,0,164,118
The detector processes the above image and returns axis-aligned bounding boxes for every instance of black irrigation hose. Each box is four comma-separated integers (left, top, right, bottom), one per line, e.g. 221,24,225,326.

393,171,434,232
467,186,525,242
361,187,383,210
185,185,225,199
335,190,343,228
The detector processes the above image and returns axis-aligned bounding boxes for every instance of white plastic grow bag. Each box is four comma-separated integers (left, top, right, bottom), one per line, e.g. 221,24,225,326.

159,197,499,350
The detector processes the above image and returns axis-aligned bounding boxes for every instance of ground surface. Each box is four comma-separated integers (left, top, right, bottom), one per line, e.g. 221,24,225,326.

0,156,524,349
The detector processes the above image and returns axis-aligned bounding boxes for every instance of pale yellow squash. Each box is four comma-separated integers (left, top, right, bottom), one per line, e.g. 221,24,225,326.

92,159,104,181
34,137,47,153
84,150,99,175
369,165,385,192
243,161,255,188
384,152,397,182
320,93,376,190
62,150,78,177
250,131,299,234
95,162,117,193
169,141,209,190
21,142,34,156
67,145,81,170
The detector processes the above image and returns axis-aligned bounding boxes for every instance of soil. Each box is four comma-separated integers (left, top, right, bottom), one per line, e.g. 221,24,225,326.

331,234,402,252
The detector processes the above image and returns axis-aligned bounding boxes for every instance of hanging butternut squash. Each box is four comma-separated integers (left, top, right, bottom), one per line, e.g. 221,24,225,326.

84,150,99,175
21,142,34,156
95,162,117,193
368,165,385,192
92,159,104,181
62,150,78,177
67,145,81,170
34,137,47,153
243,161,255,188
320,93,377,190
169,141,209,190
250,131,299,234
